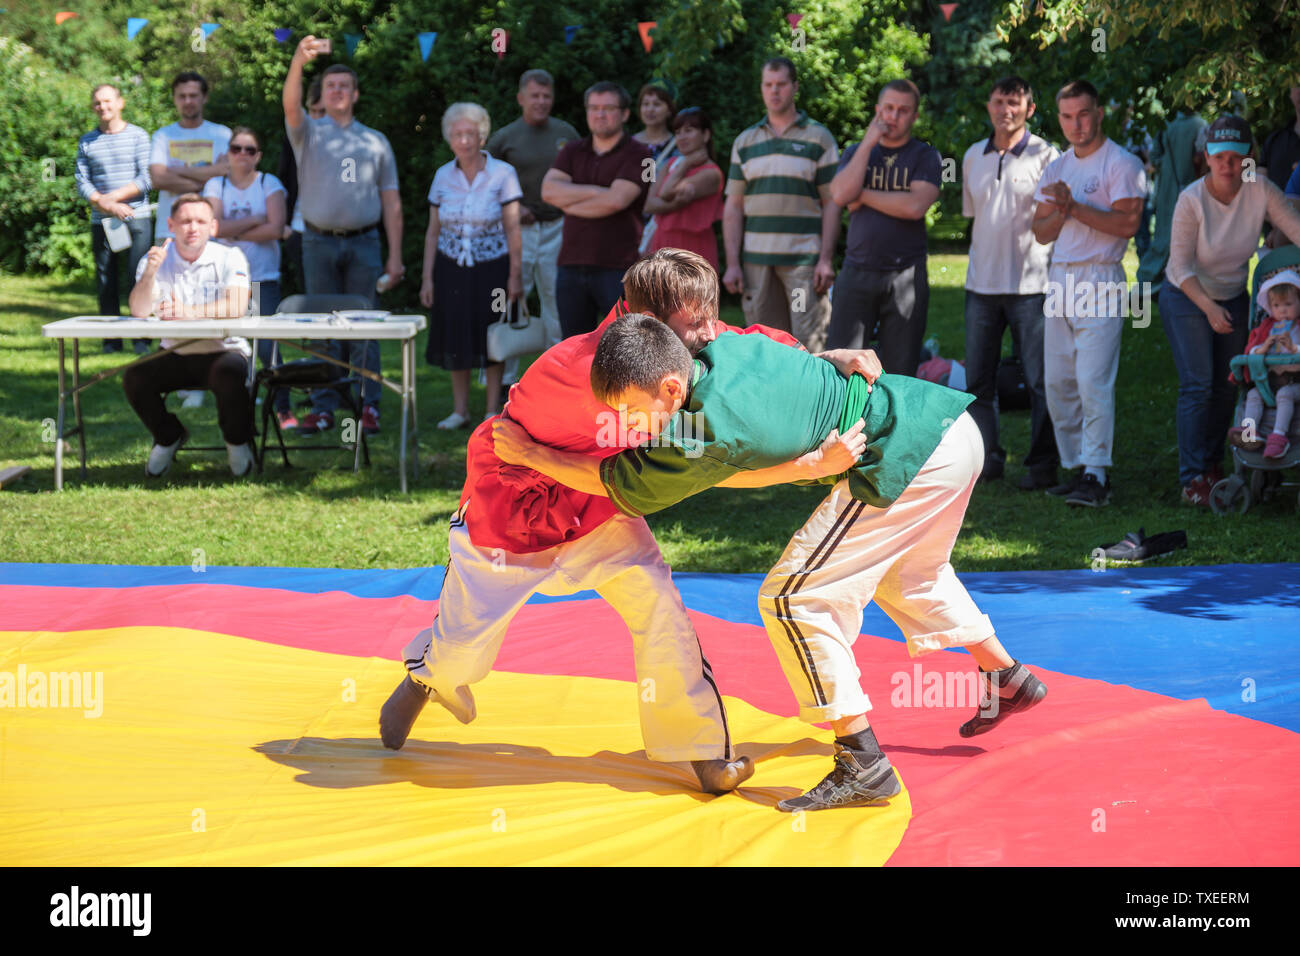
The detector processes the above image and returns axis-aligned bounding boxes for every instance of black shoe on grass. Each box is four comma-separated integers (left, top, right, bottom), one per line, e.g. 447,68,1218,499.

1066,472,1111,507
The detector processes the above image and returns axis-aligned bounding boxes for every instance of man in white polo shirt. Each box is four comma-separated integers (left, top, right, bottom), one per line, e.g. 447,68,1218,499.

962,76,1060,489
1031,79,1145,507
124,194,254,478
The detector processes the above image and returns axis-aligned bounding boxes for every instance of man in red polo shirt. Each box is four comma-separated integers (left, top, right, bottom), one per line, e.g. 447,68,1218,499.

542,81,653,338
380,249,878,795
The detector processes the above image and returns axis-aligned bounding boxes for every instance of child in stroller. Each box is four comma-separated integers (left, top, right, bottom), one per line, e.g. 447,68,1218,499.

1212,248,1300,513
1228,270,1300,459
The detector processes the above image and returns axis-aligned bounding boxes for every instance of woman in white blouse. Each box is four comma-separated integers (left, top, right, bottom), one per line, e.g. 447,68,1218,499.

1159,114,1300,504
420,103,523,429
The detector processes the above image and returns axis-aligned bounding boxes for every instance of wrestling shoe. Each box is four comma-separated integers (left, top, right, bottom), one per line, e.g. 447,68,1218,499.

958,662,1048,737
691,756,755,794
379,674,431,750
776,745,901,812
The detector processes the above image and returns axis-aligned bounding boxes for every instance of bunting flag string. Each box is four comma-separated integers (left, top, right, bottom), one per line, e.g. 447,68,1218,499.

418,32,437,62
126,17,147,40
637,21,656,53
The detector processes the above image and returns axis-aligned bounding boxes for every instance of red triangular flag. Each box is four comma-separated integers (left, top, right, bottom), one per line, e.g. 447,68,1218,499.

637,21,656,52
940,3,958,21
786,13,804,29
55,11,78,24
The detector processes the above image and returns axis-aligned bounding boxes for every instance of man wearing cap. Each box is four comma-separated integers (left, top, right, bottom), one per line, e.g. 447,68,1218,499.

1159,114,1300,504
1031,79,1146,507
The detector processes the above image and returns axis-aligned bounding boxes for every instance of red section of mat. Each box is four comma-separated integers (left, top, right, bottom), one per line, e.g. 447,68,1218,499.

5,584,1299,866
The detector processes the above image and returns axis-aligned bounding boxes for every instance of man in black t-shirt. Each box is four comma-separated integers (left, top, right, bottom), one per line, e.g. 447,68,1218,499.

827,79,942,377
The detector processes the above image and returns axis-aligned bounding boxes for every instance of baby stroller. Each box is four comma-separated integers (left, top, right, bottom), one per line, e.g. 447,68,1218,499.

1209,244,1300,514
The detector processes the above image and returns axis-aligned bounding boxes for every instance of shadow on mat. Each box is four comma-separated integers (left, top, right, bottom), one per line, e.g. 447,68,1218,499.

253,736,837,807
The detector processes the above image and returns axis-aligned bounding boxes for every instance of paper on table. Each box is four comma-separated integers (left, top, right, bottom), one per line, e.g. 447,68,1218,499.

334,310,392,321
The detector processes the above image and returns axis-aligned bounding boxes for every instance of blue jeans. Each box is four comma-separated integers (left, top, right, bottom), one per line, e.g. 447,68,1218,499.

963,291,1057,474
302,228,382,410
557,265,625,339
92,216,152,347
1158,284,1250,485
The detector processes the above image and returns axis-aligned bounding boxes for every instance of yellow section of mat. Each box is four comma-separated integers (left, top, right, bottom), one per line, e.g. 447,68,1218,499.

0,627,910,865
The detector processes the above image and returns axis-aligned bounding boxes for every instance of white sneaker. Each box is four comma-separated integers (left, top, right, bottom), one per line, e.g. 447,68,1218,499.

179,390,205,409
437,411,469,430
226,442,255,478
146,430,187,477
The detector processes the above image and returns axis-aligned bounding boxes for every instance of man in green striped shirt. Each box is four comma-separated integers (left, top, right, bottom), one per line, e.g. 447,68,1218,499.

722,57,840,352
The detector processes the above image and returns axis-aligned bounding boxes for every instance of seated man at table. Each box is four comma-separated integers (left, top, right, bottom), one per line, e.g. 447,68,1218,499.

125,193,256,478
494,315,1049,811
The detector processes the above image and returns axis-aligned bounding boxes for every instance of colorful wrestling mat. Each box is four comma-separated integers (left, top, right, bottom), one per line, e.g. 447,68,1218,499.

1,562,1297,866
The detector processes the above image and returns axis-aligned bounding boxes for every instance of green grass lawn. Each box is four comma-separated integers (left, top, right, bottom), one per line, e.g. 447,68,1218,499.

2,255,1296,573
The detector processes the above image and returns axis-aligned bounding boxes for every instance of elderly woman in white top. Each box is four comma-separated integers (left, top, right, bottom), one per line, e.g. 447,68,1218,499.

421,102,523,429
1160,114,1300,505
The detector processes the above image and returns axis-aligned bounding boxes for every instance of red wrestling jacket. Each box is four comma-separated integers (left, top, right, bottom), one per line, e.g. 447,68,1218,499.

460,301,800,553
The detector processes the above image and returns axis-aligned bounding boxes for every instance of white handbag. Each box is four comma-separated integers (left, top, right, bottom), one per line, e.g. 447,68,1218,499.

486,297,546,363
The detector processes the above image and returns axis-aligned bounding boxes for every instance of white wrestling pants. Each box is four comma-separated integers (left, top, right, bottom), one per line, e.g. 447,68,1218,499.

401,507,732,762
757,412,996,724
1044,261,1126,469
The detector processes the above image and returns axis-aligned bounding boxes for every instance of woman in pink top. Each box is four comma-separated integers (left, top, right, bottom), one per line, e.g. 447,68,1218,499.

644,108,724,271
1159,114,1300,504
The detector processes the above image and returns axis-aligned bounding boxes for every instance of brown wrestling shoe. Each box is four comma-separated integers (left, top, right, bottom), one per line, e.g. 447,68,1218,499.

691,756,755,794
379,674,431,750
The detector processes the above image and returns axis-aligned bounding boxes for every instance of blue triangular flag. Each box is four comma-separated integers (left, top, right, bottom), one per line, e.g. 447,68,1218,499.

564,25,581,45
127,17,147,40
344,33,361,57
273,28,291,44
200,22,219,38
418,32,437,61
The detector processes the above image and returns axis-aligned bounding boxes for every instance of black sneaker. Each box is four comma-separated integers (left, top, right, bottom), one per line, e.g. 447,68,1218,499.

1065,472,1111,507
1018,468,1059,491
1045,468,1083,497
959,662,1049,737
776,745,901,812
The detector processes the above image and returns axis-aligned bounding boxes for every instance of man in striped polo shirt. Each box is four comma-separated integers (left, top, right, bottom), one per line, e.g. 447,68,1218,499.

722,57,839,352
76,84,153,354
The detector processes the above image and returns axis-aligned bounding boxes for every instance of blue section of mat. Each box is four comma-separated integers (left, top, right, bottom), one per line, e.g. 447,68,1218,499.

3,562,1297,733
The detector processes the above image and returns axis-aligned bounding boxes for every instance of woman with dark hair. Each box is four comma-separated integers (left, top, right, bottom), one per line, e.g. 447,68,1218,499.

632,80,677,162
202,125,291,425
643,108,725,270
1160,114,1300,504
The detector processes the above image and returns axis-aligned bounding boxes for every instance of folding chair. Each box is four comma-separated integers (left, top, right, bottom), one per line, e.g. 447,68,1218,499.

254,293,374,472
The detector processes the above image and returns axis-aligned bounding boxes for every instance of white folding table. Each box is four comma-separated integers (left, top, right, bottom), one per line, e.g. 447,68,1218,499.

41,313,427,492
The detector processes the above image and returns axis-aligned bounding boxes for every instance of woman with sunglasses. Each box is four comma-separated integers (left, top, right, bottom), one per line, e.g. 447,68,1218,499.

203,126,291,427
642,108,724,271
